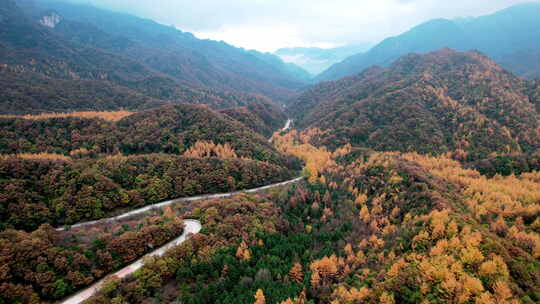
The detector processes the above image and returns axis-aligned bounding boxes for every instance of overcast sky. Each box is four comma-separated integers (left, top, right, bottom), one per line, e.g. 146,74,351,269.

65,0,537,52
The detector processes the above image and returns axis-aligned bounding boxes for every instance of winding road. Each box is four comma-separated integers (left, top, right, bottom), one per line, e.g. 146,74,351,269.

58,119,300,303
59,176,303,303
269,119,292,143
61,220,202,304
58,176,304,231
282,119,292,131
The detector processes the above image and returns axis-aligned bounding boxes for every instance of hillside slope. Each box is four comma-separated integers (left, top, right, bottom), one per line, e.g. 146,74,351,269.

316,3,540,81
26,0,309,100
80,132,540,304
0,103,299,167
291,49,540,159
0,0,294,117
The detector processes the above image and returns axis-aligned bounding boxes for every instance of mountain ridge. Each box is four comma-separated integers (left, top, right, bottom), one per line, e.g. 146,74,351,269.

29,0,310,100
316,3,540,81
275,43,373,75
292,48,540,159
0,0,297,125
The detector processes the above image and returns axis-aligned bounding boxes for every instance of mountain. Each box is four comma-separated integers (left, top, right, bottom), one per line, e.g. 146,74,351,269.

220,100,287,138
249,50,312,83
497,49,540,80
25,0,309,101
291,49,540,159
275,44,373,75
316,3,540,81
0,0,298,123
0,67,167,114
1,0,181,96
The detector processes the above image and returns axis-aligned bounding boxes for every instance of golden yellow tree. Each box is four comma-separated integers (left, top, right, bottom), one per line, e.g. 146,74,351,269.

183,140,240,159
310,270,321,288
289,263,304,283
254,289,266,304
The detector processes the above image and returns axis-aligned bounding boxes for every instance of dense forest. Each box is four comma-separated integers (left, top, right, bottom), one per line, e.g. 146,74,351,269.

0,63,291,115
220,101,287,138
0,103,298,168
291,49,540,160
0,153,295,231
1,0,540,303
0,66,169,115
81,129,540,304
0,208,185,302
0,91,300,304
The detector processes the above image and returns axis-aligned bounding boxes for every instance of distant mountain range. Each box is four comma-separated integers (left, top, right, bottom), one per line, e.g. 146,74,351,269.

316,3,540,81
275,44,372,76
0,0,311,115
35,0,311,97
292,48,540,159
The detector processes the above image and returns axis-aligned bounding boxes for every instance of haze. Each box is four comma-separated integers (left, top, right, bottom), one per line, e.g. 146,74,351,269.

49,0,540,52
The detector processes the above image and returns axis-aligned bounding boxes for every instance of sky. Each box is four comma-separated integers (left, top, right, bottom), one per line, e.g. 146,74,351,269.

65,0,537,52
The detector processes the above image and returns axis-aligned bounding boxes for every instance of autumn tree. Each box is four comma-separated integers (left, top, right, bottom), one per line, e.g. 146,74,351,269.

254,289,266,304
289,263,304,283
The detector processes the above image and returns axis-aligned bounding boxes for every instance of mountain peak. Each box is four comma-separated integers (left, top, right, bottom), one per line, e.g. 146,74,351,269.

316,4,540,81
291,48,539,156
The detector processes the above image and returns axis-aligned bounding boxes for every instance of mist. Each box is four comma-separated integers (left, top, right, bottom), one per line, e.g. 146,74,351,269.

57,0,537,52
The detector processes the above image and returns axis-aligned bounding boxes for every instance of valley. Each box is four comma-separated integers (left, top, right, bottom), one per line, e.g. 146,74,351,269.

0,0,539,304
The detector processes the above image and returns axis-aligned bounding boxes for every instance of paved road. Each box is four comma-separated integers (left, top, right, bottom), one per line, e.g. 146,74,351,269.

61,220,202,304
58,119,296,232
58,176,304,231
58,119,302,303
269,119,292,143
282,119,292,131
59,173,303,304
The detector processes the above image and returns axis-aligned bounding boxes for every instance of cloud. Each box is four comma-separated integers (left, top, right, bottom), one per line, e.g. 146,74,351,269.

63,0,537,52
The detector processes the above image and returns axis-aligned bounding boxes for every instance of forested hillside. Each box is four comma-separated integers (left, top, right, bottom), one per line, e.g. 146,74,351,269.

0,67,167,114
81,129,540,304
0,0,299,118
291,49,540,160
0,154,294,231
316,3,540,81
2,1,540,303
220,101,287,138
0,105,299,303
0,103,297,166
20,0,309,101
0,208,186,302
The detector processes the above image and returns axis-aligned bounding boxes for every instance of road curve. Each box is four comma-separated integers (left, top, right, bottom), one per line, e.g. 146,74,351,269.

60,220,202,304
58,119,302,303
60,173,304,303
58,118,297,232
282,119,292,131
58,176,304,231
269,119,292,143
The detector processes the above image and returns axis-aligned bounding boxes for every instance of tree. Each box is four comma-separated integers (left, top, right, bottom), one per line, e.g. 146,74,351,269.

289,263,304,283
254,289,266,304
310,271,320,288
355,193,368,205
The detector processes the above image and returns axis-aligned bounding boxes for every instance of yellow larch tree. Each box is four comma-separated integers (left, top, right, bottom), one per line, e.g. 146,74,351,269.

254,289,266,304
